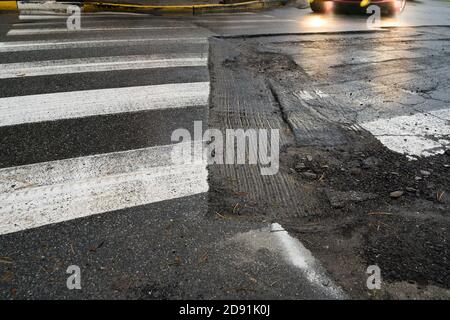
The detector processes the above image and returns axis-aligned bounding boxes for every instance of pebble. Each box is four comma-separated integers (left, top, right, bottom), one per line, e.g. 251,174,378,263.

362,156,380,169
445,149,450,156
420,170,431,176
390,190,404,198
295,162,307,171
302,172,317,179
350,167,362,176
406,187,417,193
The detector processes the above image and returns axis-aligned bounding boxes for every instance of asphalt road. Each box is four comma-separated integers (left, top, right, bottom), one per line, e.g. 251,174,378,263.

0,0,449,299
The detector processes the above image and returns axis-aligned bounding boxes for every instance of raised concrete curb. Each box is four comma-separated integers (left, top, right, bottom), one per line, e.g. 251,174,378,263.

84,0,288,14
0,1,289,14
0,1,18,11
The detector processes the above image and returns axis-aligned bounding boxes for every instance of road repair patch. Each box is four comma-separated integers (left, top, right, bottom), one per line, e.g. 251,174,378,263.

208,27,450,299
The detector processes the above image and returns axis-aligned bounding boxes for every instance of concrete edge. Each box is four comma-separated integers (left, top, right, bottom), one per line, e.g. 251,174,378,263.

0,1,287,14
214,28,392,39
84,1,286,14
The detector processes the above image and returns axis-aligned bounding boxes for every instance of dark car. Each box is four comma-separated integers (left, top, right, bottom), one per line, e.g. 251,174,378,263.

310,0,406,16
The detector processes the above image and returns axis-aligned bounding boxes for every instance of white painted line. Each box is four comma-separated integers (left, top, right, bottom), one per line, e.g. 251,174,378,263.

19,11,71,16
0,143,208,235
13,21,73,27
18,13,147,20
361,108,450,157
231,223,345,298
19,11,147,17
19,14,74,21
0,37,208,52
13,21,77,27
270,223,345,298
12,20,190,27
0,53,207,79
17,1,75,11
0,82,210,127
7,26,197,36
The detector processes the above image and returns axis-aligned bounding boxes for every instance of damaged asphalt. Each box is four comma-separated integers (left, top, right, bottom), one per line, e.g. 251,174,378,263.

208,26,449,299
1,2,449,300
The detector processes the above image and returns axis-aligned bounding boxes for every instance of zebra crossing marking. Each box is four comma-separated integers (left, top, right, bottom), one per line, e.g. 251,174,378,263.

0,37,208,52
361,108,450,157
7,26,198,36
0,53,207,79
0,15,211,236
0,82,210,127
0,143,208,235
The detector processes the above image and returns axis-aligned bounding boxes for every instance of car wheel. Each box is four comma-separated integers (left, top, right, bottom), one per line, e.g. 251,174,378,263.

384,0,406,16
310,0,326,13
397,0,406,13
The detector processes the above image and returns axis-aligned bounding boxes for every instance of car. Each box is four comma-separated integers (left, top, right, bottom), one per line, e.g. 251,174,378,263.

310,0,406,16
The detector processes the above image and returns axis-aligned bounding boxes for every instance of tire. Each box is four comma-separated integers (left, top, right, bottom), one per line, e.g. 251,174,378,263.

397,0,406,13
310,0,326,13
384,0,406,16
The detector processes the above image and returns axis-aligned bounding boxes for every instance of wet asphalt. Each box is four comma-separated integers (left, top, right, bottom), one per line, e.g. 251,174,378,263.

0,0,449,299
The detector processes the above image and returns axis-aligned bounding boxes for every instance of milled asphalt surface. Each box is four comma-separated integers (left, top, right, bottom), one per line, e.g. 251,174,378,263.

0,0,449,299
207,25,449,298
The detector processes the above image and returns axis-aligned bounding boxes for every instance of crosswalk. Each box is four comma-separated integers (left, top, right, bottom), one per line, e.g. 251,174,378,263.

0,11,212,235
7,26,201,36
0,37,208,52
0,54,208,78
0,7,370,299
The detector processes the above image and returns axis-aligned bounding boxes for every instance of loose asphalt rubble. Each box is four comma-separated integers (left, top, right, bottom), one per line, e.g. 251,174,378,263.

208,26,450,299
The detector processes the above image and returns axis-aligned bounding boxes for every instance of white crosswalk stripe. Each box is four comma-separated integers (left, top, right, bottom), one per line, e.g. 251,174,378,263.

7,26,198,36
19,12,148,20
361,108,450,158
0,37,208,52
16,1,74,11
12,19,186,27
0,15,210,234
0,82,210,126
0,144,207,235
0,54,207,79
